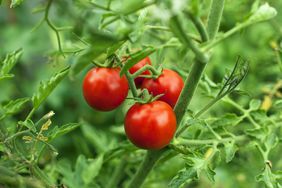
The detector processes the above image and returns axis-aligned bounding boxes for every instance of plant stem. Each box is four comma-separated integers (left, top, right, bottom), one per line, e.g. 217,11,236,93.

44,0,64,55
202,22,246,51
125,72,138,98
4,130,30,143
185,11,209,42
131,64,160,79
174,60,206,122
175,135,246,145
206,0,225,40
127,150,165,188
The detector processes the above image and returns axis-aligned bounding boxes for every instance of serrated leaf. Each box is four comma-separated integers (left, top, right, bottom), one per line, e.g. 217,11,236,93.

211,113,242,128
2,97,30,116
205,166,216,182
250,110,269,125
245,128,268,141
120,47,155,76
0,49,22,77
82,155,103,184
256,165,281,188
81,123,112,153
32,165,55,187
169,167,197,188
48,123,80,141
224,141,238,163
32,67,69,110
265,132,279,151
58,155,103,188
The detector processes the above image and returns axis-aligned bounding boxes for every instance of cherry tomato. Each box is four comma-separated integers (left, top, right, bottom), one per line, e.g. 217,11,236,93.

128,57,152,87
124,101,177,149
141,69,184,107
83,67,129,111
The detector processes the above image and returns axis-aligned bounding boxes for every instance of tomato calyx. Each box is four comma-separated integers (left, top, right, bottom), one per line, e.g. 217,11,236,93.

129,89,165,104
92,54,121,68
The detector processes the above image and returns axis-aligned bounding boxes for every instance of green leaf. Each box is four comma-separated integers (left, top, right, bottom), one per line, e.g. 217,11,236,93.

2,97,30,116
245,128,268,141
224,141,238,163
81,123,115,154
48,123,80,141
205,166,216,182
249,99,262,111
32,165,55,187
169,167,197,188
264,132,279,151
32,67,69,110
81,155,103,184
119,47,155,76
169,151,217,188
250,110,269,125
0,49,22,78
58,155,103,188
210,113,242,128
256,165,281,188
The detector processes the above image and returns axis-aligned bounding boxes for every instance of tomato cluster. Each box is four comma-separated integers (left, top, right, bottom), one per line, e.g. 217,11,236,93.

82,57,184,149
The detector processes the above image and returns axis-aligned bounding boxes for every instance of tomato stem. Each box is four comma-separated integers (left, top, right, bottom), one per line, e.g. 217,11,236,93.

206,0,225,40
131,64,161,79
125,71,138,98
185,11,209,42
127,150,165,188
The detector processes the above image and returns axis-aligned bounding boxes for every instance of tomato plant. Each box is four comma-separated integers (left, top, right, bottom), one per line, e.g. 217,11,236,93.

125,100,176,149
141,69,184,107
83,67,129,111
0,1,282,188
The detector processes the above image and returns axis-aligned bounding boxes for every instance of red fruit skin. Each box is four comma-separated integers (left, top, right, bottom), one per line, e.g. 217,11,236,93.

129,57,152,87
141,69,184,108
83,67,129,111
125,101,177,150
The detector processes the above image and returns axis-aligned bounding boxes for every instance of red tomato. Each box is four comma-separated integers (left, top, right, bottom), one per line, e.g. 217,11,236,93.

129,57,152,87
141,69,184,108
124,101,177,149
83,67,129,111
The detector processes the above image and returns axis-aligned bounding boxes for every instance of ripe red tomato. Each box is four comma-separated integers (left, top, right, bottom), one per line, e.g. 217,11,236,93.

141,69,184,108
83,67,129,111
128,57,152,87
124,101,177,149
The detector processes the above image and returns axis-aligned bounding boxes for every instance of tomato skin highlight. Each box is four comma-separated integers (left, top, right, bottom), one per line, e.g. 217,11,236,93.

141,69,184,108
129,57,152,87
83,67,129,111
125,101,177,150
